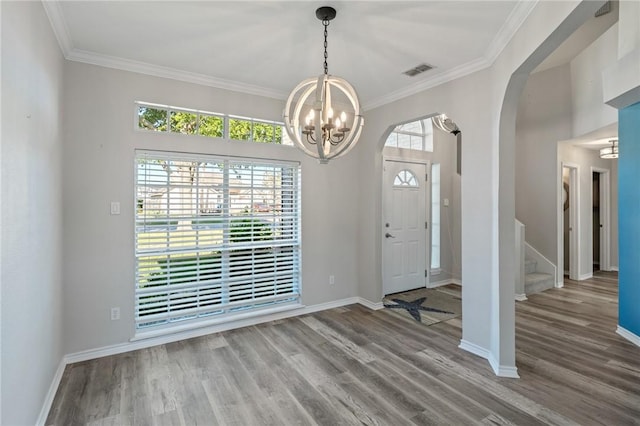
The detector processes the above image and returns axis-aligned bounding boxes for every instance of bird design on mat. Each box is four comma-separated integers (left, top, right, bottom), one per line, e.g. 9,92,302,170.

384,297,454,322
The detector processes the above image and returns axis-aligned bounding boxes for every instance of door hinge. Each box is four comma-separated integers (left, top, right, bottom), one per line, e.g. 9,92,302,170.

425,173,428,182
425,269,428,277
425,221,428,229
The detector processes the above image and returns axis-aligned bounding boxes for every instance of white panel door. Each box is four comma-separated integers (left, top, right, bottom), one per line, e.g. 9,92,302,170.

383,160,427,295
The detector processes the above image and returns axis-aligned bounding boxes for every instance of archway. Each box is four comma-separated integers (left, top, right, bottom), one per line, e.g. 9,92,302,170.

497,1,606,371
377,114,462,299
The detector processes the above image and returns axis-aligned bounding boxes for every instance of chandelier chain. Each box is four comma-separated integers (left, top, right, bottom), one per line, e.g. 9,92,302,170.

323,19,329,75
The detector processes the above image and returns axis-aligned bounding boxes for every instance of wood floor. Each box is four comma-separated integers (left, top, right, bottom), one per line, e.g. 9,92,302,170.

47,272,640,425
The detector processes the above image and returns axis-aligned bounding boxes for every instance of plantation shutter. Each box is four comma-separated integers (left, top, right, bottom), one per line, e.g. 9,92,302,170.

135,151,301,329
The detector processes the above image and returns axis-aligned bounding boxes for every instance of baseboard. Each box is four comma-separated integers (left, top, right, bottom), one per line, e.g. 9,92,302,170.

458,339,490,359
44,295,374,417
555,280,564,288
610,266,619,271
357,297,384,310
67,297,366,364
616,325,640,347
578,272,593,280
514,293,528,301
36,359,66,426
429,278,462,289
488,354,520,378
459,340,519,378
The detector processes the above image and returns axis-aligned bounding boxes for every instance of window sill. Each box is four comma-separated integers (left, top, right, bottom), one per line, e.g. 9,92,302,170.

131,301,304,342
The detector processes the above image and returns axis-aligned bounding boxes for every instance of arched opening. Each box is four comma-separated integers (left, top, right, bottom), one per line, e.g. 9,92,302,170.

377,114,462,324
498,1,609,371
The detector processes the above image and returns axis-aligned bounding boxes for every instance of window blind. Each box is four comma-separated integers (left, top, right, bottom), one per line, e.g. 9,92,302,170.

135,151,301,329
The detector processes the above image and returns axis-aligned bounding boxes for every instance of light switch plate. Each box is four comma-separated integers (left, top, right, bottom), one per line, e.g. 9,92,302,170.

110,201,121,215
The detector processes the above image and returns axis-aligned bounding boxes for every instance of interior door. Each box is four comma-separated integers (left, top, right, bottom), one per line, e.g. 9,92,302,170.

383,159,428,295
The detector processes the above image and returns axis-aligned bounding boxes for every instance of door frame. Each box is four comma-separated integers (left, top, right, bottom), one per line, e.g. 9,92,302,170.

382,155,430,295
558,162,580,286
591,167,611,272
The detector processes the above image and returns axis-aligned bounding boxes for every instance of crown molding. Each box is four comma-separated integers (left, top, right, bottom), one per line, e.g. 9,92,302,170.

41,0,73,56
484,0,539,64
43,0,539,110
363,56,491,111
67,49,288,100
42,0,287,100
363,0,538,111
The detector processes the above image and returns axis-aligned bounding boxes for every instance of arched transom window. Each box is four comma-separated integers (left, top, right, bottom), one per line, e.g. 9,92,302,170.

385,118,434,152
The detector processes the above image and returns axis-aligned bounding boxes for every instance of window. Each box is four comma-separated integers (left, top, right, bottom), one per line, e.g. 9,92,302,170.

385,119,434,152
393,170,419,187
431,163,441,271
135,151,301,330
136,102,293,145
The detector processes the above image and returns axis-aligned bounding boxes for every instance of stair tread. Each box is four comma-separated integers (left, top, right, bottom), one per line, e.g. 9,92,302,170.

525,272,554,283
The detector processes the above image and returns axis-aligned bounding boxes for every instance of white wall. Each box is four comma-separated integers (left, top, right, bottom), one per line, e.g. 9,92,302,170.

516,64,573,264
515,16,622,284
1,2,65,424
61,61,361,354
571,23,619,138
558,144,618,278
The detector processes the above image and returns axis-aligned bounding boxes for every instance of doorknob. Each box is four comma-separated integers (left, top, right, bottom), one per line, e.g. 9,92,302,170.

385,232,395,238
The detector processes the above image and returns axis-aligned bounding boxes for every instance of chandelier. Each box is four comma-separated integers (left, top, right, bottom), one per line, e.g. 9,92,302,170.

600,139,618,159
283,6,364,164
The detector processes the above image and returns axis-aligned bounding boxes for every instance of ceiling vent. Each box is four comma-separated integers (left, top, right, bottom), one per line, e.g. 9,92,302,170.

595,1,611,17
403,63,433,77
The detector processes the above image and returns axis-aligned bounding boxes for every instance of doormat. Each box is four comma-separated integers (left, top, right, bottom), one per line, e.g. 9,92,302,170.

383,285,462,325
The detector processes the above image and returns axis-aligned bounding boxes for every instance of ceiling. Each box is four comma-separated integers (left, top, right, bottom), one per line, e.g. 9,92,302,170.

44,1,537,110
562,122,619,151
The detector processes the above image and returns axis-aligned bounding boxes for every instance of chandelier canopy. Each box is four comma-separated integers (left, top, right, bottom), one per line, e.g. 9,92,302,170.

600,139,618,159
283,6,364,164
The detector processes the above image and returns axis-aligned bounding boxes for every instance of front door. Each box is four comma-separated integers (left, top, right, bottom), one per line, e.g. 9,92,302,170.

383,159,428,295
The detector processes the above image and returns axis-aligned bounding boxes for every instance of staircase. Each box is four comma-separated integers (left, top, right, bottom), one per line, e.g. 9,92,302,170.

524,258,555,295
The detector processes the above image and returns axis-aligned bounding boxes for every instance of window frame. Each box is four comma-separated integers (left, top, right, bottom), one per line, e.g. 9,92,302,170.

134,102,292,146
430,163,441,273
134,150,302,336
384,118,434,152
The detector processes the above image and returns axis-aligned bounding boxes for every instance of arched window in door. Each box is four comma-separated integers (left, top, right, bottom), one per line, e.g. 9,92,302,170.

393,170,419,187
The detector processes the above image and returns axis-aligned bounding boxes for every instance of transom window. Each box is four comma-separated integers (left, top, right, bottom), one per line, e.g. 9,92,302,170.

393,170,419,187
135,150,301,330
136,102,293,145
385,118,434,152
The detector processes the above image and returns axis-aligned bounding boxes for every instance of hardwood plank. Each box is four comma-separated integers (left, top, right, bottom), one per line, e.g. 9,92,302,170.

46,272,640,425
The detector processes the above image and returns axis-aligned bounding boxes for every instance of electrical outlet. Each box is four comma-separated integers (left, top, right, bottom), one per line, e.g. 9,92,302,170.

329,275,335,285
110,307,120,321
